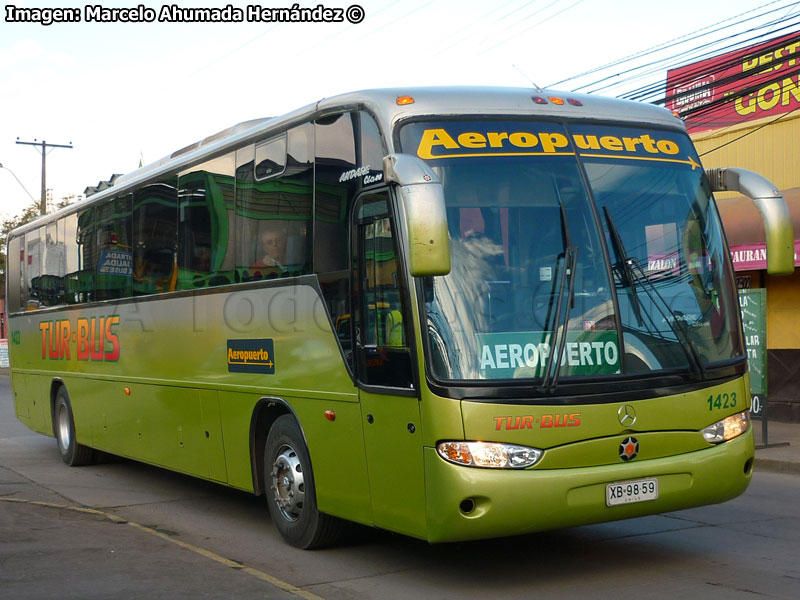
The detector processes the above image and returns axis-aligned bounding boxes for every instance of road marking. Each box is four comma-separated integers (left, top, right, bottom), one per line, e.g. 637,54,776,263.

0,497,325,600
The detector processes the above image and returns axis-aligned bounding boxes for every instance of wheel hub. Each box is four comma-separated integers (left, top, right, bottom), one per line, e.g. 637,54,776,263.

57,403,71,452
270,445,305,522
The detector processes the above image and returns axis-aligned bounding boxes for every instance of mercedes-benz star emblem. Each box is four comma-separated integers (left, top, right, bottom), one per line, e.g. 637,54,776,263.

618,404,637,427
619,437,639,461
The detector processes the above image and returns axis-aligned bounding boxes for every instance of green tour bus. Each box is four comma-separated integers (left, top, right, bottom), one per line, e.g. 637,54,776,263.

6,87,794,548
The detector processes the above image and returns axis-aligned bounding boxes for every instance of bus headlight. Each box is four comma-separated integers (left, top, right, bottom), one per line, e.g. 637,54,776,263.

701,411,750,444
437,441,543,468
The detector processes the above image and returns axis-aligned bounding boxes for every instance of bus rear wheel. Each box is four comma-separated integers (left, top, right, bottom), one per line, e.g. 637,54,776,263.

264,415,344,548
53,387,93,466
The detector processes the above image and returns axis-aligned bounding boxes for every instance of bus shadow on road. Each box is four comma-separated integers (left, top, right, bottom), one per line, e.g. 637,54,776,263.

338,515,708,594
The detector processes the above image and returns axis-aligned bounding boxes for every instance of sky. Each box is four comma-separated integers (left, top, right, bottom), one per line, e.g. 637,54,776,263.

0,0,793,221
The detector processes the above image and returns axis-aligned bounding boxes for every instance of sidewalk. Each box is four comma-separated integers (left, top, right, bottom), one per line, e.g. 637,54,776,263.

754,419,800,475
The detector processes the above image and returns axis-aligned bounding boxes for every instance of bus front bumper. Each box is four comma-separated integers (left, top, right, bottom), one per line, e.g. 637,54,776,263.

424,429,754,543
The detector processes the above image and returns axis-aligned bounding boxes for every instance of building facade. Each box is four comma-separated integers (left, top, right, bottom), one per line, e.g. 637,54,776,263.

668,31,800,421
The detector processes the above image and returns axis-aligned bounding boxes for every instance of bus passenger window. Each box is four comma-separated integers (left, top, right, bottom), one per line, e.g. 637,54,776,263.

23,228,43,310
235,125,312,281
178,152,235,289
7,236,22,312
95,194,132,300
133,176,178,295
40,220,66,306
63,211,93,304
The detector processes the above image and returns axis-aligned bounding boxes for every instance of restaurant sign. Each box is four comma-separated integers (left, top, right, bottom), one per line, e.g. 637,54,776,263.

729,240,800,271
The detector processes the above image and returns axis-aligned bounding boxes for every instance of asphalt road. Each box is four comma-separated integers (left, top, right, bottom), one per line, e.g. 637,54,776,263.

1,373,799,600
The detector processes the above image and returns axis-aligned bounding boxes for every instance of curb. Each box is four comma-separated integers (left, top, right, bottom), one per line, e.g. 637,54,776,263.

754,457,800,476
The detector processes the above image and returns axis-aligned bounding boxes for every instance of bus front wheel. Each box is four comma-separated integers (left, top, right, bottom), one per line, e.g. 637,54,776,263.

53,387,94,466
264,415,343,548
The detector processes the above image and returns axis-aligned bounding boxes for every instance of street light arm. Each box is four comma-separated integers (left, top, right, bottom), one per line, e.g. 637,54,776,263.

0,162,37,203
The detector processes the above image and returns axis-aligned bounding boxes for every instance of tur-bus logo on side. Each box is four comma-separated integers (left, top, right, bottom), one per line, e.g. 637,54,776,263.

227,339,275,374
39,316,120,362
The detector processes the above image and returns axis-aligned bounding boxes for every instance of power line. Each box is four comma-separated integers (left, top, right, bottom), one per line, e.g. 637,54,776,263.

615,24,800,112
478,0,586,56
548,0,798,90
618,19,800,102
299,0,405,56
539,2,800,159
575,8,800,96
699,103,800,157
434,0,525,55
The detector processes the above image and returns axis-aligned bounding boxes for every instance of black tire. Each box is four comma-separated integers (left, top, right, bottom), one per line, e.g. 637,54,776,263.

53,386,93,466
264,415,344,549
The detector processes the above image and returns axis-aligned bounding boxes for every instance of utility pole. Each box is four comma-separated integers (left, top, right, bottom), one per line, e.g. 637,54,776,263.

16,138,73,215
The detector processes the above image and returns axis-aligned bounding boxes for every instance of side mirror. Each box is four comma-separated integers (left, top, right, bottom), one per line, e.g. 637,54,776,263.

706,167,794,275
383,154,451,277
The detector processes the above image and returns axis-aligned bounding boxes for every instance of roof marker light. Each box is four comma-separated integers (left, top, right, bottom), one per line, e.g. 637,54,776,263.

567,98,583,107
549,96,565,105
531,96,548,105
396,96,415,105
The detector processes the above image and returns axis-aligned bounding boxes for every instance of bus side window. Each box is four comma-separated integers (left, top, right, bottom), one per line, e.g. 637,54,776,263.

95,194,132,300
63,211,92,305
24,227,44,309
7,236,22,313
39,220,66,307
315,113,358,364
178,152,235,289
235,125,312,281
133,177,178,296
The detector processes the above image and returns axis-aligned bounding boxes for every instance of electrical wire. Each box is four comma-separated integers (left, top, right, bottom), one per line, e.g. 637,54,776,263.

578,11,800,97
545,1,800,162
699,103,800,156
478,0,587,56
549,0,798,90
619,24,800,110
434,0,529,55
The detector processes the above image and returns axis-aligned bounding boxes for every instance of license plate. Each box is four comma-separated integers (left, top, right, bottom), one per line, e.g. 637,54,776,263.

606,478,658,506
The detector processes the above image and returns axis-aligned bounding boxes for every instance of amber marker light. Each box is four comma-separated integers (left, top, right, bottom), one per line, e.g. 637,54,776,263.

548,96,565,105
437,441,543,468
324,410,336,421
396,96,415,105
124,387,131,396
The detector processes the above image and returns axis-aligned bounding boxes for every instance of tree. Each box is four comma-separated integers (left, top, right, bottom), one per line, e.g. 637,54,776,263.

54,194,81,211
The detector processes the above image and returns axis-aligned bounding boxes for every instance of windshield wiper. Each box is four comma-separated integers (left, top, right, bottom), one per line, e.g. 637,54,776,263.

603,208,704,379
626,258,705,379
603,206,644,326
539,245,578,394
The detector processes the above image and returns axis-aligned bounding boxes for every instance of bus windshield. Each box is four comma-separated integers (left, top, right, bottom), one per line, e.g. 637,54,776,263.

398,120,743,384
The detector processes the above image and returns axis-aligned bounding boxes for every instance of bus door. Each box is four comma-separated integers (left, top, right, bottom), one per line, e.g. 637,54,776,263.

352,190,426,537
